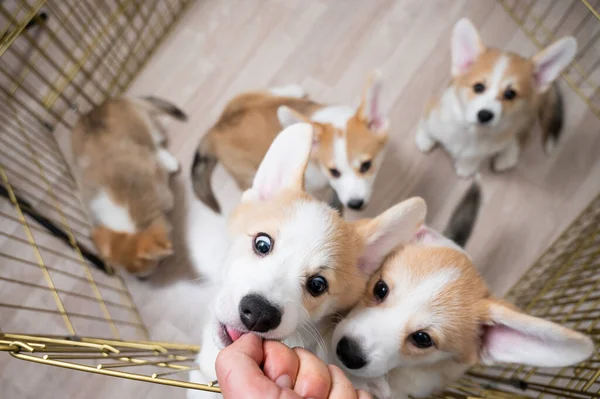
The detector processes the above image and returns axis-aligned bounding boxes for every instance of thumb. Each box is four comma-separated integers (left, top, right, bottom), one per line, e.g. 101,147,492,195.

216,334,280,399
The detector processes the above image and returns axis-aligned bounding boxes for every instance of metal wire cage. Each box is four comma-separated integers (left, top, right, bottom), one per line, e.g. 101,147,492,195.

0,0,598,398
0,0,218,393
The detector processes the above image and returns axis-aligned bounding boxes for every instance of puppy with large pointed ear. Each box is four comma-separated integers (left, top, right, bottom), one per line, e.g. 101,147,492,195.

331,220,594,399
416,17,577,177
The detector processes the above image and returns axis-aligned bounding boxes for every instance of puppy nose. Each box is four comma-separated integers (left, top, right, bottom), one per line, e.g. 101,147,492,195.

347,199,364,210
477,109,494,124
336,336,367,369
239,294,282,332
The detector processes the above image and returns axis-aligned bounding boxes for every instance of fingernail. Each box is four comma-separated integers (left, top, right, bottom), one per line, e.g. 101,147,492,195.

275,374,292,389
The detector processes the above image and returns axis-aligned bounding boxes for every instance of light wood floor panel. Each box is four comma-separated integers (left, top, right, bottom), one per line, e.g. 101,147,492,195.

2,1,599,397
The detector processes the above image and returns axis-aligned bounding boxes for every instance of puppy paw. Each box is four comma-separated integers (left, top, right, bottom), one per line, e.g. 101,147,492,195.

415,126,437,153
157,148,181,174
491,153,519,173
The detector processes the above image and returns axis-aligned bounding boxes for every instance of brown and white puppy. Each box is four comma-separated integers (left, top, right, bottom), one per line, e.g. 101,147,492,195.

71,97,187,276
332,184,594,399
191,72,389,214
188,123,425,398
416,18,577,177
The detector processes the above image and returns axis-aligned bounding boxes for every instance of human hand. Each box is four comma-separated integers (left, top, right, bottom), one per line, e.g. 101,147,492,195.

215,333,372,399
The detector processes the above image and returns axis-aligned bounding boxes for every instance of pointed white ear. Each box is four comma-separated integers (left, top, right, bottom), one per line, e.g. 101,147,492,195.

532,37,577,92
481,299,594,368
357,70,389,134
451,18,484,76
411,226,465,254
354,197,426,274
243,123,313,202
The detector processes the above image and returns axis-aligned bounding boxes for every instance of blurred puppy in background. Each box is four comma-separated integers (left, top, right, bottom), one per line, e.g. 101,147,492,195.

416,18,577,177
71,96,187,277
191,71,389,214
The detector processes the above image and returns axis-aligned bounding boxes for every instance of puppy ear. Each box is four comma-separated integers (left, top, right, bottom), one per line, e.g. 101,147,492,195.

411,225,465,253
532,37,577,92
451,18,484,76
480,298,594,367
277,106,322,154
354,197,426,274
356,70,388,135
242,123,314,202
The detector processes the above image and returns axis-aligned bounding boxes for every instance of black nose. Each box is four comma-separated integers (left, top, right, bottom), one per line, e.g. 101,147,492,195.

239,294,282,333
347,199,364,210
336,336,367,369
477,109,494,124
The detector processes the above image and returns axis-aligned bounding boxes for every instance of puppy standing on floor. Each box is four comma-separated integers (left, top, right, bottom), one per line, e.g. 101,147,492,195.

191,71,389,214
188,123,427,398
416,18,577,177
331,182,595,399
71,97,187,276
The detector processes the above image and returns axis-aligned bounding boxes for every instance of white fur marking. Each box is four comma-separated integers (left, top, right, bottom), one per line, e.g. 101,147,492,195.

157,148,180,173
89,190,136,233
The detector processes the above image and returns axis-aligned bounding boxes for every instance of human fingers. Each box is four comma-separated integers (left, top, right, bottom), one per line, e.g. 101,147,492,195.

291,347,331,399
216,334,280,399
261,340,300,390
326,365,359,399
356,389,374,399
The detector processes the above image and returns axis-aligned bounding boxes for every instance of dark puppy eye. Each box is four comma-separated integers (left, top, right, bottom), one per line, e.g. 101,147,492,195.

253,233,272,256
473,82,485,94
410,331,434,348
504,88,517,100
373,280,389,302
329,168,341,178
307,275,328,297
359,160,372,174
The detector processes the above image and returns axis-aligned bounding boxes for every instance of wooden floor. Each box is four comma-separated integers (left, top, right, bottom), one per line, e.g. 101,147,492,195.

2,1,600,398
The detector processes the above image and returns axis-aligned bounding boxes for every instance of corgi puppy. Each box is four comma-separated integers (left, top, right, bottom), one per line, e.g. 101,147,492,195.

71,97,187,276
331,183,594,399
187,123,425,398
191,71,389,214
416,18,577,178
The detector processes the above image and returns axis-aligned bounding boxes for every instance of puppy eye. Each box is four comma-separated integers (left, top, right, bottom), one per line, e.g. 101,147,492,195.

359,160,372,174
410,331,434,348
504,88,517,100
306,275,328,297
253,233,273,256
473,82,485,94
329,168,341,178
373,280,389,302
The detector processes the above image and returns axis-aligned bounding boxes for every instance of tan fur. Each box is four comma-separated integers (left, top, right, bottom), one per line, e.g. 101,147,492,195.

205,93,323,189
91,220,173,275
71,97,183,275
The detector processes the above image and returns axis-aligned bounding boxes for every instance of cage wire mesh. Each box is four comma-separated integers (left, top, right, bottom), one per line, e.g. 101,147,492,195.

0,0,220,393
499,0,600,119
0,0,598,397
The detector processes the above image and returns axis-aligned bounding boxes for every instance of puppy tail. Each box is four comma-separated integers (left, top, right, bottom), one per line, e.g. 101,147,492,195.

191,132,221,213
539,82,564,155
136,96,188,122
443,176,482,248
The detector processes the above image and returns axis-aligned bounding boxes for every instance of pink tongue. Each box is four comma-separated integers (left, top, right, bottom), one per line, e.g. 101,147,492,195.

226,326,246,342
